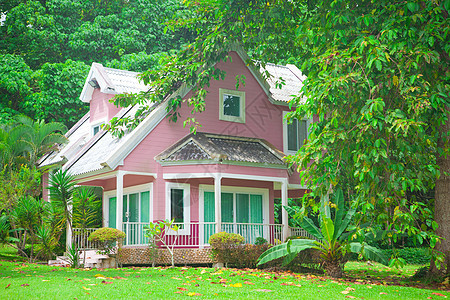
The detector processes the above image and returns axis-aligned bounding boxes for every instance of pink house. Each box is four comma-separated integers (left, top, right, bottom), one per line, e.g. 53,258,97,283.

40,50,311,264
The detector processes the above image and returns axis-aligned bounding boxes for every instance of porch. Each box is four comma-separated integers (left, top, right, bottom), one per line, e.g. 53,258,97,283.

73,223,314,249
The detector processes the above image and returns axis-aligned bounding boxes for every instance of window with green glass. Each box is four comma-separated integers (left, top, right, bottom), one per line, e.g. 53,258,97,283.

171,188,184,223
223,94,241,117
287,119,307,151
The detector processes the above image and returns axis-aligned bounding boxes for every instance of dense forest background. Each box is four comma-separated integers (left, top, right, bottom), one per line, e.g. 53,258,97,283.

0,0,195,127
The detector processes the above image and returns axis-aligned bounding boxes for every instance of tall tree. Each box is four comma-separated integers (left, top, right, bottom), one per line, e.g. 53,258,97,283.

109,0,450,273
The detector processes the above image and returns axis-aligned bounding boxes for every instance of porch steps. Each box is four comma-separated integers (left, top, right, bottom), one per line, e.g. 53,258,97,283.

48,251,111,268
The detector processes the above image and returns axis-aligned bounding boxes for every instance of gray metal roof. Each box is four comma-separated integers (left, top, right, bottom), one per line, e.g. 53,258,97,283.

103,67,148,94
156,132,287,166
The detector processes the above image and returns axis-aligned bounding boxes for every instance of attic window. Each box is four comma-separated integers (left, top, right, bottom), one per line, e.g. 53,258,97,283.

219,88,245,123
91,122,105,137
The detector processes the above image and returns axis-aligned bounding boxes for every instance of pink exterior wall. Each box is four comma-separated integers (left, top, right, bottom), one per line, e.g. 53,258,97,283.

78,51,306,228
89,89,122,124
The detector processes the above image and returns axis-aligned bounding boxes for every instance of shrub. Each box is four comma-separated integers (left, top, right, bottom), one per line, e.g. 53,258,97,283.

255,237,268,245
88,227,125,255
209,232,244,246
382,247,431,265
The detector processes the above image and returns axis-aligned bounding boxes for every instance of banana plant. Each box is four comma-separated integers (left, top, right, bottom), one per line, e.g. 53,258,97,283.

257,189,388,278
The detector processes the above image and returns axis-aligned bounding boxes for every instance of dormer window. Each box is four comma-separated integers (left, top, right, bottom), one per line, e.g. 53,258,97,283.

91,121,105,137
283,111,311,154
219,88,245,123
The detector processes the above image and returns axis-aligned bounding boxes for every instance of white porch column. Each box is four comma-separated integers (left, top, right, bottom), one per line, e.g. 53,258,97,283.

281,180,289,242
116,171,124,232
66,203,73,250
214,175,222,234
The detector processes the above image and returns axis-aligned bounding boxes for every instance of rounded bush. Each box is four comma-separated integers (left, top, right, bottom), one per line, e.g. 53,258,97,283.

88,227,126,243
208,232,244,246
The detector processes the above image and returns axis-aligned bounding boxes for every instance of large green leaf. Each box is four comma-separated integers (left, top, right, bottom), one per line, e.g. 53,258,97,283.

300,217,323,240
333,189,345,239
257,239,315,265
321,216,335,243
336,208,356,239
349,242,389,265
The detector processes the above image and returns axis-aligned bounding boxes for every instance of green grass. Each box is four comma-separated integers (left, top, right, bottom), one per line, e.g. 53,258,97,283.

0,261,448,299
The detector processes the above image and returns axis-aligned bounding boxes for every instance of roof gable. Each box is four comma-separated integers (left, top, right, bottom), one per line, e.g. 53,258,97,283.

79,63,149,103
156,132,287,168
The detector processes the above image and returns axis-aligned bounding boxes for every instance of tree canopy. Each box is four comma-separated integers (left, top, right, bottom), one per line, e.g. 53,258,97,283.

0,0,194,126
110,0,450,272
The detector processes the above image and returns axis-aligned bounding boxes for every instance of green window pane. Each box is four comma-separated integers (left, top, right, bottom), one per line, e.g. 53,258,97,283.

287,120,298,151
223,94,240,117
129,193,139,222
204,192,215,222
109,197,116,229
250,195,263,224
122,195,128,222
93,126,100,135
171,188,184,223
221,193,234,223
236,194,249,223
140,191,150,223
298,119,307,148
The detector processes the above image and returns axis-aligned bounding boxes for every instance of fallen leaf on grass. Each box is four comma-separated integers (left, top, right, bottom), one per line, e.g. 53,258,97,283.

432,292,447,297
255,289,273,292
5,284,10,289
177,287,188,291
82,286,91,291
174,291,183,294
379,292,387,295
229,283,242,287
101,281,113,284
113,276,126,280
244,281,254,285
345,296,356,299
21,284,29,287
187,292,202,296
341,291,350,295
171,277,182,280
42,280,50,282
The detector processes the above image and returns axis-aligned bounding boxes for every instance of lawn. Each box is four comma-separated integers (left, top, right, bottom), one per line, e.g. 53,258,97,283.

0,260,448,299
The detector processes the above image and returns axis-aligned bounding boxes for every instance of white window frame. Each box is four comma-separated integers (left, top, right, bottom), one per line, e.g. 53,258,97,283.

91,118,106,137
165,182,191,235
103,183,153,228
219,88,246,123
198,185,269,246
282,111,312,155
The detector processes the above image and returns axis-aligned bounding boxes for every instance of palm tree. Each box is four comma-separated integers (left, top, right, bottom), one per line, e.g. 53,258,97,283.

48,169,77,237
14,115,67,166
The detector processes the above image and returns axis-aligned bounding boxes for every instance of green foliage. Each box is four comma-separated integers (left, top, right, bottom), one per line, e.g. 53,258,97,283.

258,189,388,278
254,237,268,246
88,227,126,243
208,232,245,246
382,248,432,265
66,243,81,268
0,0,195,126
143,219,180,267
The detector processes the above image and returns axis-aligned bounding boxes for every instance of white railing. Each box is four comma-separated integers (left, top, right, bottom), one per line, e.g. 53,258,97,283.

86,223,313,248
221,223,284,245
72,228,99,250
289,226,320,241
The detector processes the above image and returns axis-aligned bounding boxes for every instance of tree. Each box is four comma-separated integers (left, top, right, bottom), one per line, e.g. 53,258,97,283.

48,169,77,237
0,0,195,126
108,0,450,274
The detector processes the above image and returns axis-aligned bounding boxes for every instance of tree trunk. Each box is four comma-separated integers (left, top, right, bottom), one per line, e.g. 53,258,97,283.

431,106,450,274
323,260,343,278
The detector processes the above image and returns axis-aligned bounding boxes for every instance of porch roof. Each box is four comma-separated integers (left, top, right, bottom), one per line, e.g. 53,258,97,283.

155,132,287,167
